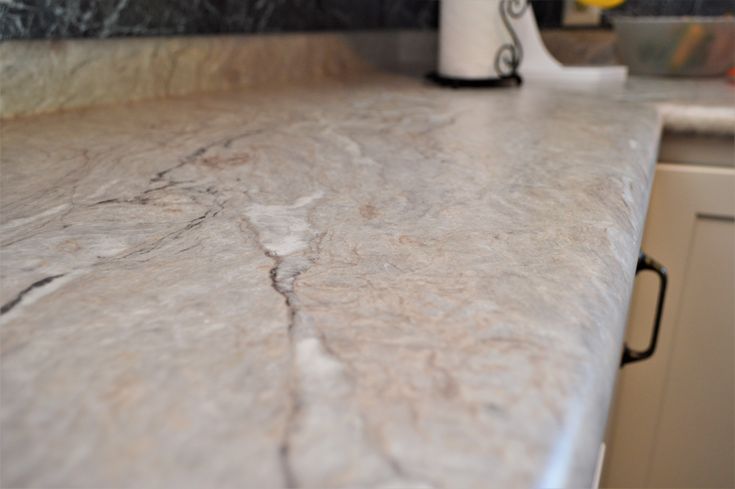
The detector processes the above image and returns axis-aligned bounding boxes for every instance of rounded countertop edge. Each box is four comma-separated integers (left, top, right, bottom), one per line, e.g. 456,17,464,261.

657,102,735,136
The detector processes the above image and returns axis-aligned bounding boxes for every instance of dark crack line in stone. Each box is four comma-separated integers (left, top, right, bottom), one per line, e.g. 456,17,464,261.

92,196,150,206
268,255,301,488
150,129,266,184
150,148,204,183
1,274,65,315
117,207,219,262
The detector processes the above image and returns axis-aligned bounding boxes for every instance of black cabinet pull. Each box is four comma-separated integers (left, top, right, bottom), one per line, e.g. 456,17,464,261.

621,252,668,367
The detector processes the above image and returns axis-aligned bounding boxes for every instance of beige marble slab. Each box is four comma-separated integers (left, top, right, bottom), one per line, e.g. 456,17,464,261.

0,30,610,120
1,73,732,488
623,78,735,135
0,34,370,119
3,29,732,136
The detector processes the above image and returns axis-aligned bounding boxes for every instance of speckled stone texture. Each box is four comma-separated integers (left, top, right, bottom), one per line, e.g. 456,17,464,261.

0,34,372,119
1,74,732,488
0,0,439,40
5,30,733,122
621,78,735,135
2,0,732,41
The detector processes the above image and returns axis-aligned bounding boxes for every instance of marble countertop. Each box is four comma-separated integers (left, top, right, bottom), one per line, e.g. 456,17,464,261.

1,74,732,488
609,77,735,135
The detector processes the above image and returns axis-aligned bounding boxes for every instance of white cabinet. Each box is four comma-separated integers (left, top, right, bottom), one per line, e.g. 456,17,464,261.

602,136,735,488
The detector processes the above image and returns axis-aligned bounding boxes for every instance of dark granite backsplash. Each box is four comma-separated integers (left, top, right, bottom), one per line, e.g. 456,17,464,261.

1,0,438,40
1,0,733,41
610,0,734,16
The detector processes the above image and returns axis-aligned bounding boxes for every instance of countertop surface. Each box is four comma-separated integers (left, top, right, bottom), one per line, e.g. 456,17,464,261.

1,74,732,488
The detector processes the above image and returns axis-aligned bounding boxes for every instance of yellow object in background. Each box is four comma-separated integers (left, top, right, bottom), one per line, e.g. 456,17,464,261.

577,0,626,8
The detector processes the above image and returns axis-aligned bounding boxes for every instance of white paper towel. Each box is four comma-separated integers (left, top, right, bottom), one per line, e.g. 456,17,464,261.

439,0,509,79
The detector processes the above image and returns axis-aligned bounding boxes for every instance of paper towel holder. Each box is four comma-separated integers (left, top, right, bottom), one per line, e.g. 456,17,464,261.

428,0,528,88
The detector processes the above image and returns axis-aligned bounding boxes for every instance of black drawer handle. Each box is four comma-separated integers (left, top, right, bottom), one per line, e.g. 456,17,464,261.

621,252,668,367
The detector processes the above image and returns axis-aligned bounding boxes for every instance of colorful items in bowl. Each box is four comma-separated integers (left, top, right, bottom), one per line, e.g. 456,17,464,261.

612,16,735,76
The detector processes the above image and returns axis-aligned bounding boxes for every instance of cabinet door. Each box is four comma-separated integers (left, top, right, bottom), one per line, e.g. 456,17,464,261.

603,163,735,488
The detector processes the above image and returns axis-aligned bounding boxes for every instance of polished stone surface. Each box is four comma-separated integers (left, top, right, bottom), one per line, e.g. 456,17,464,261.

0,0,438,40
526,76,735,135
623,78,735,135
2,0,731,41
0,0,578,41
5,30,733,124
0,34,371,119
0,30,615,119
1,74,732,488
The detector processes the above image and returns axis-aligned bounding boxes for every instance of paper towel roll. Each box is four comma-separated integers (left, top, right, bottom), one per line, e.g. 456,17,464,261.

439,0,510,80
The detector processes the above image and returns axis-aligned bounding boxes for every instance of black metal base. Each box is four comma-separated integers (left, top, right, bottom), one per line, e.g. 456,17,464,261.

426,71,522,89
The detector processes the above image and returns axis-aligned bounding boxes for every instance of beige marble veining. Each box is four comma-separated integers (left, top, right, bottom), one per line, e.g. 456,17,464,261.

0,34,371,119
0,30,609,120
2,29,680,122
622,78,735,135
1,73,732,488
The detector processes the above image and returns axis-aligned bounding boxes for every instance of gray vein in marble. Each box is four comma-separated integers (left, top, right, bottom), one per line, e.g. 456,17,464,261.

0,273,65,315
